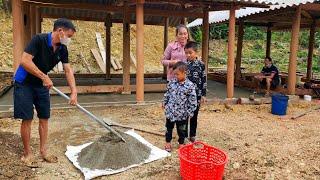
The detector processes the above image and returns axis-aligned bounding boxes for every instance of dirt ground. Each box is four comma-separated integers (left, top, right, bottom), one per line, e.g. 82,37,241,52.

0,100,319,180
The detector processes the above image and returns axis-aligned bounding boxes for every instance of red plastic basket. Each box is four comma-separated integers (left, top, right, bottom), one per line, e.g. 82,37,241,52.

178,141,228,180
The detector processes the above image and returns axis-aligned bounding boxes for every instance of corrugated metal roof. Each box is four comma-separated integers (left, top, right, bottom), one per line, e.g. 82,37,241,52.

187,0,319,27
26,0,279,26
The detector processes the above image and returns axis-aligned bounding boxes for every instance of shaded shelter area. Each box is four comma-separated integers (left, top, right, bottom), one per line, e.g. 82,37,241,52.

0,79,260,112
188,0,320,97
11,0,276,102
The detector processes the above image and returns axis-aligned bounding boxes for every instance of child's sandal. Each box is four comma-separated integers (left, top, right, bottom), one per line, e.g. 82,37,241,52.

164,143,172,152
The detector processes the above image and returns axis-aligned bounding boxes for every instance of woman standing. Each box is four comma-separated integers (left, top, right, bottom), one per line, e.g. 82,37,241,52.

161,24,189,81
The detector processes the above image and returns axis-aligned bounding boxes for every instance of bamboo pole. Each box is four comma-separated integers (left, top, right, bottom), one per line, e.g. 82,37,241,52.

227,6,236,98
136,0,145,102
288,6,301,95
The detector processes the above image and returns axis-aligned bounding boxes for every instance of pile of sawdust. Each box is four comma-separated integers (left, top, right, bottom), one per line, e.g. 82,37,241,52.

77,132,151,170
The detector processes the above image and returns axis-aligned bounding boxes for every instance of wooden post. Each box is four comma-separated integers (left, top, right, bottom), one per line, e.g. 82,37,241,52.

12,0,24,73
163,17,169,80
227,6,236,98
288,6,301,95
123,4,131,93
266,26,272,57
105,14,112,79
136,0,144,102
23,2,31,47
235,20,244,83
30,5,36,37
307,20,316,81
202,9,209,74
35,6,42,34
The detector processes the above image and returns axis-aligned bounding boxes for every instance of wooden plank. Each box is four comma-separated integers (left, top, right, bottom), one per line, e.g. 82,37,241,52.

114,58,123,70
50,85,123,94
91,49,106,73
95,32,106,63
50,73,164,79
79,52,92,73
95,32,119,70
130,51,137,68
50,83,166,94
291,105,320,120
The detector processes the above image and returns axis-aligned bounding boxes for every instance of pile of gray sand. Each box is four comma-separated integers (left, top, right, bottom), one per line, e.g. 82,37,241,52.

77,132,151,170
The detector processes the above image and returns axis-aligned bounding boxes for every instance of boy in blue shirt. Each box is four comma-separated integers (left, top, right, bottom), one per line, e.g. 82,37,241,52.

163,62,197,152
185,41,207,142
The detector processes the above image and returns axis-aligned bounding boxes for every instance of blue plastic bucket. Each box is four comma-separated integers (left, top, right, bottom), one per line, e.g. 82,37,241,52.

271,94,289,115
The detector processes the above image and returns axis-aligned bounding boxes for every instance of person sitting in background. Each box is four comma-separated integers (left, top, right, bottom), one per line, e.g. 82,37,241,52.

254,57,280,96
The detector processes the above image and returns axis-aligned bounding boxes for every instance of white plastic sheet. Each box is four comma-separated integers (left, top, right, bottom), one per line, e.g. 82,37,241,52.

65,129,170,180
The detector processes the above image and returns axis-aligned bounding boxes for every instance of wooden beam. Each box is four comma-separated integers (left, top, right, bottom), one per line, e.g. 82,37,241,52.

307,20,316,81
227,6,236,98
35,6,42,33
41,13,168,26
288,6,301,95
123,3,131,94
266,26,272,57
105,14,112,78
23,0,122,12
202,9,209,74
12,0,24,73
301,3,320,11
23,0,203,18
235,20,244,83
163,17,169,80
136,0,145,102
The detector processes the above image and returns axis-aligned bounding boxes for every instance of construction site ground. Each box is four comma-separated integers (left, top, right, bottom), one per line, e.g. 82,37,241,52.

0,100,319,179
